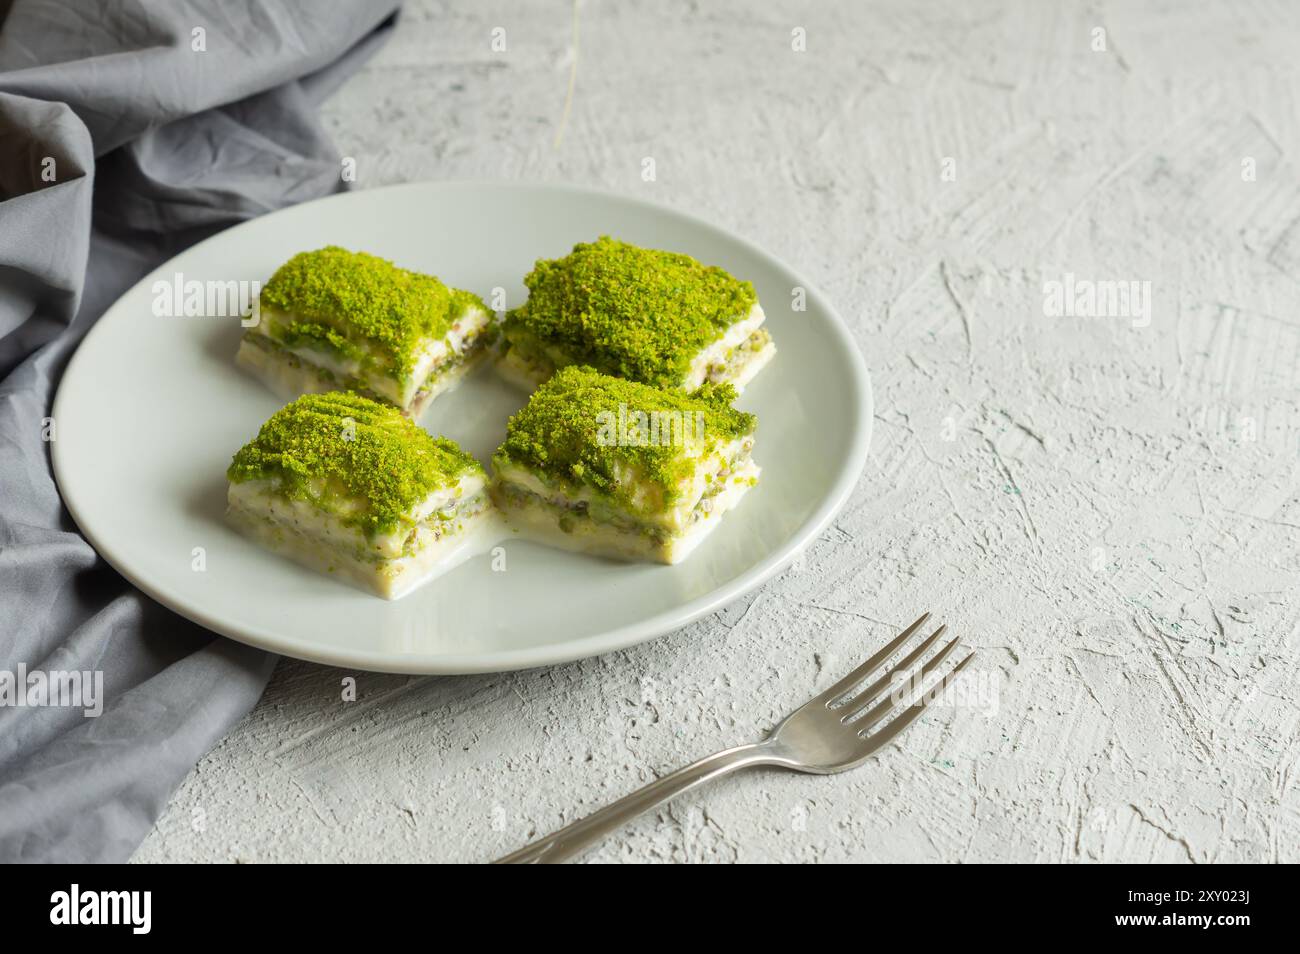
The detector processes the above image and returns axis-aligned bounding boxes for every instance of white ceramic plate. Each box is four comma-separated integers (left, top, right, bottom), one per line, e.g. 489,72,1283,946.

52,182,871,674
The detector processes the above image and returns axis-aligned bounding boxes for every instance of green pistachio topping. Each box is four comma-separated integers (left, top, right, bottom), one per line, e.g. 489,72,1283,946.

494,365,755,511
228,391,483,537
504,236,758,388
259,246,487,382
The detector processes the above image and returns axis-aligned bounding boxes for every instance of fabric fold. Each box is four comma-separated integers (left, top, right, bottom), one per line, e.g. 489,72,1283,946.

0,0,401,863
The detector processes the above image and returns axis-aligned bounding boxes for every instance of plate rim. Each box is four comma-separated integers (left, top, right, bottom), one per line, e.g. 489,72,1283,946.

51,179,873,674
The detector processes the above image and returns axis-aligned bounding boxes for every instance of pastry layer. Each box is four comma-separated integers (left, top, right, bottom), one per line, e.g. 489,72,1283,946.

228,479,489,599
493,432,754,535
237,325,492,419
492,459,758,564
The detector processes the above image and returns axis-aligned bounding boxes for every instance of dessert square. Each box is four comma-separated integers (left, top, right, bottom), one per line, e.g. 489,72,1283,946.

490,366,759,564
238,246,495,417
226,392,490,599
498,236,775,393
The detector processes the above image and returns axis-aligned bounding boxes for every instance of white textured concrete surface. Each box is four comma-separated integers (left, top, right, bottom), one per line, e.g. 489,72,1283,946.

135,0,1300,863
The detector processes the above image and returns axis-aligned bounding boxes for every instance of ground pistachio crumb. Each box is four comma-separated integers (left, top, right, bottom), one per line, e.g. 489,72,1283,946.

493,365,755,510
227,391,483,537
504,236,757,388
259,246,487,382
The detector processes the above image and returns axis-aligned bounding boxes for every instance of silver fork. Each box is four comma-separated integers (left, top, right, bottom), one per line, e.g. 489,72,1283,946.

495,612,972,863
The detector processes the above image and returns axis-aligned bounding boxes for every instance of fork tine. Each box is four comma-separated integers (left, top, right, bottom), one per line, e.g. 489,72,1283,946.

841,633,962,732
857,653,975,755
817,612,931,706
832,623,948,714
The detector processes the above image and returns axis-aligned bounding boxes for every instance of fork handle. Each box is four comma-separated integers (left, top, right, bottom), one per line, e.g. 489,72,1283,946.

494,742,777,863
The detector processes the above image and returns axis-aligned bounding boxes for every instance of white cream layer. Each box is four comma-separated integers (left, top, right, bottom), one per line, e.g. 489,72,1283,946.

227,471,488,599
683,303,768,390
248,303,491,407
494,458,759,565
494,434,753,534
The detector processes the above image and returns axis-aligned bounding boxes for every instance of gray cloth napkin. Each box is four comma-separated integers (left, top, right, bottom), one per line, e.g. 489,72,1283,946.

0,0,400,862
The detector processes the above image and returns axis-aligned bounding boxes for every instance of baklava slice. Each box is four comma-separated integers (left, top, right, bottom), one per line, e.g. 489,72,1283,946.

498,236,775,393
238,246,495,417
226,392,490,599
491,366,759,564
